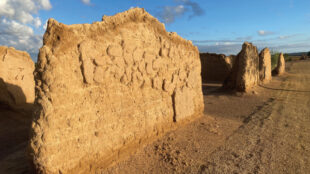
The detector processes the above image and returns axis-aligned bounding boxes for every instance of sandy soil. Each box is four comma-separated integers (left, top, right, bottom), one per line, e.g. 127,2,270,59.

1,60,309,174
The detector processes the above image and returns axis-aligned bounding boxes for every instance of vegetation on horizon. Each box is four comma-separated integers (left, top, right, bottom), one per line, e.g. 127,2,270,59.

270,50,298,69
270,52,289,69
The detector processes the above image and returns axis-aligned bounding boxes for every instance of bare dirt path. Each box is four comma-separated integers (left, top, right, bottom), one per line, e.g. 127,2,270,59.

201,60,310,174
103,60,310,174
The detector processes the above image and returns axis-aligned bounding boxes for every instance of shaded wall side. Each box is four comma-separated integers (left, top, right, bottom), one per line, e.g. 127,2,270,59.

200,53,232,82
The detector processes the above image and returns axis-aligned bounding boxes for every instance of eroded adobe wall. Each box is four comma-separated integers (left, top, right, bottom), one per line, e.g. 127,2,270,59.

30,8,203,174
274,53,285,75
0,46,35,110
200,53,233,82
259,48,272,82
223,42,259,92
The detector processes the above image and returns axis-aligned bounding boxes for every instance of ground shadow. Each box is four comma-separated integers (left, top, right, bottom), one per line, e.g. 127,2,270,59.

202,81,275,124
0,78,34,174
271,69,278,76
202,82,236,97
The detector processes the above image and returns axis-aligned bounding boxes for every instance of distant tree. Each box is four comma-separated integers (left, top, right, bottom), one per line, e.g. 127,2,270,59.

307,51,310,57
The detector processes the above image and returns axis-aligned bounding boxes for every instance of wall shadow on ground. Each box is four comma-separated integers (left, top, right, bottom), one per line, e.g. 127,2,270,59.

0,80,34,174
202,82,236,97
202,82,275,125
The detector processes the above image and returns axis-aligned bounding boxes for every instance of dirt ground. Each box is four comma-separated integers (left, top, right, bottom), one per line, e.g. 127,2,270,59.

1,60,309,174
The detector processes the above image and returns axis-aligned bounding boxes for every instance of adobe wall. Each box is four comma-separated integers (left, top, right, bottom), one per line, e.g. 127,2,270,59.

29,8,204,174
274,53,285,75
0,46,35,110
200,53,234,82
259,48,272,82
223,42,259,92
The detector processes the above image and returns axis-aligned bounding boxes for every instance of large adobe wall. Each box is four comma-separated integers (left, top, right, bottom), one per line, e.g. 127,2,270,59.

0,46,35,109
223,42,259,92
200,53,234,82
274,53,285,75
259,48,272,82
29,8,204,174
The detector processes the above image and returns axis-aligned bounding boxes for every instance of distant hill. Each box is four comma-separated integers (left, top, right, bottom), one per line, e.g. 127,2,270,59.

286,52,309,56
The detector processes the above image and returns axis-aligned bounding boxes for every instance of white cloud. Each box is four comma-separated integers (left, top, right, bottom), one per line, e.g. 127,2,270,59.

81,0,91,5
43,20,48,30
0,0,52,24
159,0,205,24
40,0,52,10
278,34,300,40
279,36,288,39
175,5,185,14
0,0,52,60
34,17,42,28
0,19,42,58
179,0,205,19
257,30,275,36
0,18,33,36
197,43,242,55
160,5,186,23
193,36,253,44
268,42,310,53
195,34,310,55
223,42,235,45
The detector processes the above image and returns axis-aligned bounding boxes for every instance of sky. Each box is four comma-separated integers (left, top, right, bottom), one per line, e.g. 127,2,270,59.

0,0,310,61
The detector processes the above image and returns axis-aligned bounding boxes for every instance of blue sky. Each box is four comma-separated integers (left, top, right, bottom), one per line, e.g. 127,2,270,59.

0,0,309,61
